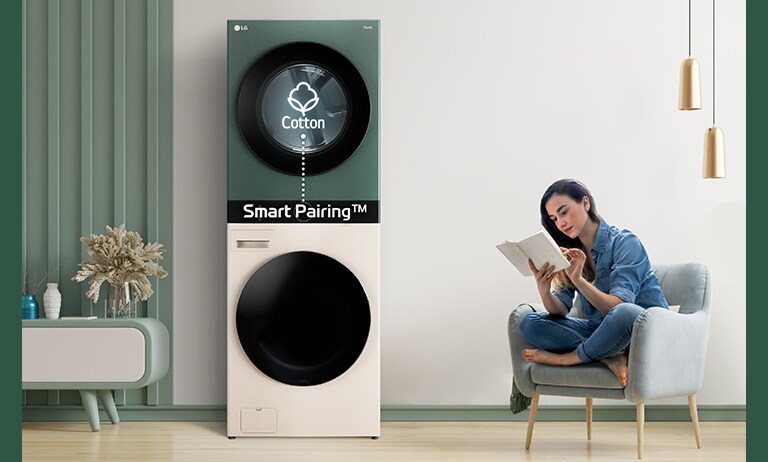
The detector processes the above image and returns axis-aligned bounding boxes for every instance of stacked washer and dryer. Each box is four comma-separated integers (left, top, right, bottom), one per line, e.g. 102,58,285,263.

226,20,380,438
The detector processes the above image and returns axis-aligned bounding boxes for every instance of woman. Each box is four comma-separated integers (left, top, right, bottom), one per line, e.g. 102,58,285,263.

518,179,668,387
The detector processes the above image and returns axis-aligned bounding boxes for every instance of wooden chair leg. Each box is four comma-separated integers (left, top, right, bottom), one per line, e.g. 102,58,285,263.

688,395,702,449
525,394,540,450
586,397,593,441
636,401,645,459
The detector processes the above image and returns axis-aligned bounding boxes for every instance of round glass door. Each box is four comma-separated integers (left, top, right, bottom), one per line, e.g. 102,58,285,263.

235,251,371,386
237,42,371,175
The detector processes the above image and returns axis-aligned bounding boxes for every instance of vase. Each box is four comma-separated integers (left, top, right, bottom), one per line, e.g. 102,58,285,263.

43,283,62,319
22,294,39,319
105,282,138,318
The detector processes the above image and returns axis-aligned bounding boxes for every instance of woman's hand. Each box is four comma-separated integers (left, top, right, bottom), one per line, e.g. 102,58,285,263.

528,258,571,317
561,247,586,284
528,259,556,295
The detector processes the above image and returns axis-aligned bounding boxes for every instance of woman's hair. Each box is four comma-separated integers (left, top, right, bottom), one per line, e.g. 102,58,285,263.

539,179,601,291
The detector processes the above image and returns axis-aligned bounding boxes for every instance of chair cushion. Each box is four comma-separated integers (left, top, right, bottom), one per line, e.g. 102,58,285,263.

536,385,626,400
530,362,625,389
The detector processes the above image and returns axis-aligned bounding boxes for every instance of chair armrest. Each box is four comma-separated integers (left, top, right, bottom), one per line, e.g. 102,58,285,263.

624,308,710,402
508,303,543,397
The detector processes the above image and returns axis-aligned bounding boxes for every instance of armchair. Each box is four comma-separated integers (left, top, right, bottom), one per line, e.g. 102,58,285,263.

507,263,712,459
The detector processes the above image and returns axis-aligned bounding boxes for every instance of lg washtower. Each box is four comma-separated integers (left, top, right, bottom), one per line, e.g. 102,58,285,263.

226,20,380,438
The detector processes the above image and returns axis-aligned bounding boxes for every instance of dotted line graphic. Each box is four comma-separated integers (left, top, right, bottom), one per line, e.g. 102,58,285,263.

301,133,306,202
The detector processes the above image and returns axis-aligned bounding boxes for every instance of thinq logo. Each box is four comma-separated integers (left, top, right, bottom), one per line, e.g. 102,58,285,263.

282,82,326,129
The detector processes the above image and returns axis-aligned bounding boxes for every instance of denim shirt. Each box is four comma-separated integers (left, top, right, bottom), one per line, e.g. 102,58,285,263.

551,218,669,320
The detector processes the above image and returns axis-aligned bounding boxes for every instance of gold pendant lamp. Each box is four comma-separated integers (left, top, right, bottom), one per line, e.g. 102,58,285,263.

703,0,725,178
679,0,702,110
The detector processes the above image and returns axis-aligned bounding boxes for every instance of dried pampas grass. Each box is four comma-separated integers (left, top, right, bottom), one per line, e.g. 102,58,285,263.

72,224,167,303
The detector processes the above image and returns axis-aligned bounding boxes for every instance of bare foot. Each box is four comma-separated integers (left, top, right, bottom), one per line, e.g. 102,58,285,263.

600,353,629,387
521,349,581,366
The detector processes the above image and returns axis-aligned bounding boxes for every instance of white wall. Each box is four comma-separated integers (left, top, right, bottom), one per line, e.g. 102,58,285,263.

174,0,746,406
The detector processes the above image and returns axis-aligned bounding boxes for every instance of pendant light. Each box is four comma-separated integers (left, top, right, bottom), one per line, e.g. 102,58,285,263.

679,0,702,110
703,0,725,178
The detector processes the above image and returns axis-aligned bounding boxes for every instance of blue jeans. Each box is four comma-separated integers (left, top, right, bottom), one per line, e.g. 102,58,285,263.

518,303,646,364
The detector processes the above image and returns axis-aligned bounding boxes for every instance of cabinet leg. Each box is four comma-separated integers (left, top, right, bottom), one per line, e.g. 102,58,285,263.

97,390,120,425
78,390,101,432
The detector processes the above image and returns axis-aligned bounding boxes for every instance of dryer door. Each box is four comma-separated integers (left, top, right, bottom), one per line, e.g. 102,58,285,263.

236,251,371,386
237,42,371,175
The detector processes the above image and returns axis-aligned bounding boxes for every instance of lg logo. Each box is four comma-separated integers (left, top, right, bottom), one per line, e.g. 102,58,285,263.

233,25,249,32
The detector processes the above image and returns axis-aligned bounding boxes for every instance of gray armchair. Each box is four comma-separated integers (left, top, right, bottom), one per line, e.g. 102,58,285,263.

507,263,712,459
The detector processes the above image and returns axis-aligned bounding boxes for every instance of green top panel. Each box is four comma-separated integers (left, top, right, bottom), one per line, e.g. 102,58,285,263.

227,20,379,201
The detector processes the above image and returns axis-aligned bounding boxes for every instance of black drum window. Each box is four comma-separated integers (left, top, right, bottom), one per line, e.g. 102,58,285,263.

235,251,371,386
237,42,371,175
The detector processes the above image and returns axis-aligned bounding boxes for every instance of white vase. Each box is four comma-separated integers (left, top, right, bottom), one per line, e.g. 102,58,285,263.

43,283,62,319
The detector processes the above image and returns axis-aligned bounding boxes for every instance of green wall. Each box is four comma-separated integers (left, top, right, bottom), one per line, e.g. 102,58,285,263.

22,0,173,406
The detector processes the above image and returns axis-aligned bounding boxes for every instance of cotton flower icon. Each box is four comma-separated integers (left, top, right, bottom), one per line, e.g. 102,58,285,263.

287,82,320,116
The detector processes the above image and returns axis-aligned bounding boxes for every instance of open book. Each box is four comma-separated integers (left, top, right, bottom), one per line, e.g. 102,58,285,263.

496,230,571,277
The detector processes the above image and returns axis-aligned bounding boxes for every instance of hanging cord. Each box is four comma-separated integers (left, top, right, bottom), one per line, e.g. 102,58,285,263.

688,0,692,57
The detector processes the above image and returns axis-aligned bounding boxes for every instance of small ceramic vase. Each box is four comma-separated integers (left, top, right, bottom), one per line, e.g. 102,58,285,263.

43,283,62,319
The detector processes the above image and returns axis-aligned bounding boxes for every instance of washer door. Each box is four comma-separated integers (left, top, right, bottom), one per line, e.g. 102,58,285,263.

236,251,371,386
237,42,371,175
